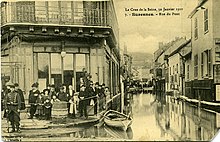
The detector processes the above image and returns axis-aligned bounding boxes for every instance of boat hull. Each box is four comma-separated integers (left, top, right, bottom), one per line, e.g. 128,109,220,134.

103,110,133,131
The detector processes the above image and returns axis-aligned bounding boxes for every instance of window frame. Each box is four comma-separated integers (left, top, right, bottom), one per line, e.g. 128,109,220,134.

204,9,209,34
194,18,198,40
207,50,212,77
194,54,198,78
201,52,204,77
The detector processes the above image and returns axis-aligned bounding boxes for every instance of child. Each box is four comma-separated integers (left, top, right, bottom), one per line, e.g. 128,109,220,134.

36,92,44,119
43,92,52,120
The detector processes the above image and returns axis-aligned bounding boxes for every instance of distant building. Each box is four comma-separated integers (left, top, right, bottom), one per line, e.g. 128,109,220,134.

153,37,189,101
1,1,120,94
188,0,220,101
167,39,191,98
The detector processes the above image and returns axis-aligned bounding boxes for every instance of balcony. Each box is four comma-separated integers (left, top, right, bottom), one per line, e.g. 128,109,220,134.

1,2,118,41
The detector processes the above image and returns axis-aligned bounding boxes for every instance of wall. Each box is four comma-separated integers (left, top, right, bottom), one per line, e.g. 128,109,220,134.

191,0,214,80
213,0,220,39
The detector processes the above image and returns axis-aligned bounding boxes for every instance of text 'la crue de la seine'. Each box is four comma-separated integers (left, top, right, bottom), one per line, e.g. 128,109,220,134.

124,7,183,17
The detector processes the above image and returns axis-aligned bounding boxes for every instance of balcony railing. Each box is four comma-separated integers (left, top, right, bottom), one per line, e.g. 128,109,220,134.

1,3,118,40
2,6,109,26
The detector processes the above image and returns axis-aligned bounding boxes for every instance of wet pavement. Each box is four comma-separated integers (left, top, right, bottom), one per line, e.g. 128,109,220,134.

2,93,220,141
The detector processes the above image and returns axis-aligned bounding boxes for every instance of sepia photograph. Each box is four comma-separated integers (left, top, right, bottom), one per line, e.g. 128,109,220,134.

1,0,220,141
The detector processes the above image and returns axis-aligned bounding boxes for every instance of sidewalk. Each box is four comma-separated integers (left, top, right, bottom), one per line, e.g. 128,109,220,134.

1,110,100,137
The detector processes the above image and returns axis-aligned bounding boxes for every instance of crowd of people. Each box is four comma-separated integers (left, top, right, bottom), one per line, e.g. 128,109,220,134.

1,78,111,133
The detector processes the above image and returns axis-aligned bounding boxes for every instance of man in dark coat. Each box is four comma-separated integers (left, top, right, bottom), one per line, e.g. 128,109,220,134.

78,85,89,118
94,82,100,114
14,83,26,110
85,82,96,113
5,83,22,133
28,82,40,119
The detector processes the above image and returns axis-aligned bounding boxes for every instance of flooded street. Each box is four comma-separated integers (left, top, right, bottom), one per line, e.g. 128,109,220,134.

130,93,174,141
3,93,220,141
130,93,220,141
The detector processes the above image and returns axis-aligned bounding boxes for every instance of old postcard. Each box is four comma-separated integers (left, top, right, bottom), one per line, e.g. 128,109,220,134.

1,0,220,141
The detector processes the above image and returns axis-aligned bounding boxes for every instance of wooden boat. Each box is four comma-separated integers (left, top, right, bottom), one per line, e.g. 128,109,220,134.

103,110,133,131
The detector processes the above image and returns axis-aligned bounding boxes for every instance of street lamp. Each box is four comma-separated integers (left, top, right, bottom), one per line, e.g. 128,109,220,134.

61,42,66,84
61,51,66,58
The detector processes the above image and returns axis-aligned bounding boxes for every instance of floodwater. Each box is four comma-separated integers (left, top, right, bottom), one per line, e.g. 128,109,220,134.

3,93,220,141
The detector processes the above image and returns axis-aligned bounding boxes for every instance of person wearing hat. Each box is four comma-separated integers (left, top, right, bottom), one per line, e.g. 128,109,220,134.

2,83,11,118
49,84,56,100
4,82,22,133
57,86,68,102
78,85,89,119
43,84,51,95
28,82,40,119
14,83,26,110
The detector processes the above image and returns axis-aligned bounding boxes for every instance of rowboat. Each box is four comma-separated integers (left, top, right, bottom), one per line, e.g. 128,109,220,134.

103,110,133,131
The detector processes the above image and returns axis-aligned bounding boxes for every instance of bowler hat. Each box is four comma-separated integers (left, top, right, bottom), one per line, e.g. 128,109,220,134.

6,82,15,88
14,83,19,87
31,82,38,88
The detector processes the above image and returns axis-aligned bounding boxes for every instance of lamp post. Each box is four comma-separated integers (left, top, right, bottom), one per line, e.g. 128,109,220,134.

61,42,66,84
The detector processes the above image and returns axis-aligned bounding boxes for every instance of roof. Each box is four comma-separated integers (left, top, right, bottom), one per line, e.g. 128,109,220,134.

168,39,191,58
188,0,208,18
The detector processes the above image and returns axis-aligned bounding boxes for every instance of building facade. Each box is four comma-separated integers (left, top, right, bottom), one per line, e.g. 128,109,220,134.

153,37,189,102
189,0,220,101
1,1,120,94
167,39,191,98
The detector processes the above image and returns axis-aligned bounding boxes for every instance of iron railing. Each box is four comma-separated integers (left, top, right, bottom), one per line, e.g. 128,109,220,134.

1,3,118,40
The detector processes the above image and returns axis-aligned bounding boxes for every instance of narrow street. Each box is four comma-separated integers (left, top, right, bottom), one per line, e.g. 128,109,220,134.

2,92,219,141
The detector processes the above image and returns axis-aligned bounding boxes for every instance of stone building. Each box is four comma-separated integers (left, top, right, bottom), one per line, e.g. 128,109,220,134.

1,1,120,94
188,0,220,101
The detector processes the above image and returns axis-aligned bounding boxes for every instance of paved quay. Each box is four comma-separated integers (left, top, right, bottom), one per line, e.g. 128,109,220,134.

1,111,100,138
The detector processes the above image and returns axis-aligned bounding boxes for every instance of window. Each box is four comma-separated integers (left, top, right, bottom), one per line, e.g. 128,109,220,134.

204,9,208,33
48,1,60,23
35,2,47,22
215,45,220,62
175,74,177,82
173,65,175,75
194,54,198,78
194,18,198,39
51,53,62,88
187,65,190,79
60,1,72,23
170,67,171,75
176,64,178,73
63,54,74,87
16,2,35,22
37,53,49,91
72,1,84,23
207,50,212,76
76,54,86,71
201,52,204,77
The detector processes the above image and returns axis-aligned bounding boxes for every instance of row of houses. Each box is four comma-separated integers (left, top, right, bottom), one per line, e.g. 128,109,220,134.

152,0,220,103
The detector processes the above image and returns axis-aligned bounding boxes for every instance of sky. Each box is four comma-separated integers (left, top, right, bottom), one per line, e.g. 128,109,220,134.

114,0,198,54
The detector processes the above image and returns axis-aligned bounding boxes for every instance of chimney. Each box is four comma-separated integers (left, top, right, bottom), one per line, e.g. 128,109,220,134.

159,42,163,49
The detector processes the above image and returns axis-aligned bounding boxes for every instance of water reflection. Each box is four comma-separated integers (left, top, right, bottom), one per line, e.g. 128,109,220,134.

52,124,133,140
155,95,220,141
129,93,220,141
3,93,220,141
